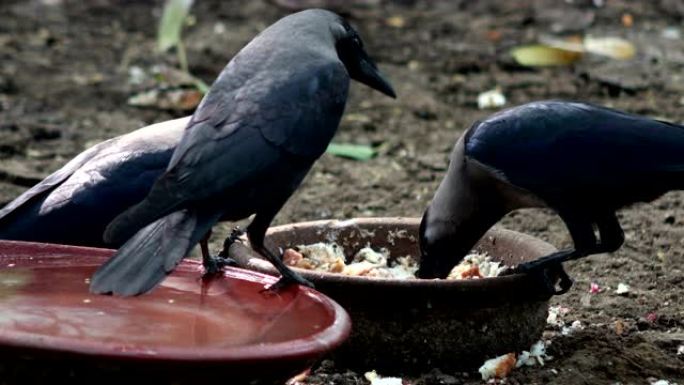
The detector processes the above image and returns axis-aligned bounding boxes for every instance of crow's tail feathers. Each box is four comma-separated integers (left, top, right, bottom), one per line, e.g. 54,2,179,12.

90,208,220,296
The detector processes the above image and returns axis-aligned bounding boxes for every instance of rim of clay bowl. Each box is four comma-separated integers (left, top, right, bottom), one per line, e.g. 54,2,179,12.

229,217,558,293
0,240,352,365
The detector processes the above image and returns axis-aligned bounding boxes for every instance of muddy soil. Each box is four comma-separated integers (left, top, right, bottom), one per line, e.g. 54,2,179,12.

0,0,683,384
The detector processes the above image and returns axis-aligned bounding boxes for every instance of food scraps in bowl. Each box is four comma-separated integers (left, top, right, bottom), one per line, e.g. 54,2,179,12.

282,242,508,280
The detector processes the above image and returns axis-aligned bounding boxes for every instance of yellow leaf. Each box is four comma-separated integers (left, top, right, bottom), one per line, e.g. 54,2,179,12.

511,44,582,67
385,16,405,28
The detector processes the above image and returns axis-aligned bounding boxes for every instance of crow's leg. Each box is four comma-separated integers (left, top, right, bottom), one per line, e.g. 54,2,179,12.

506,214,598,294
513,214,597,270
247,212,314,292
592,212,624,254
217,226,246,257
546,212,623,264
201,229,237,276
517,213,623,294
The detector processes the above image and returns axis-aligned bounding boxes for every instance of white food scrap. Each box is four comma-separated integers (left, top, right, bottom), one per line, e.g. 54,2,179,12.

677,345,684,356
561,320,584,336
650,380,678,385
353,247,388,264
364,370,404,385
447,253,506,279
344,247,392,277
546,306,570,327
615,283,631,295
387,255,420,279
516,340,552,367
477,87,506,110
478,353,516,380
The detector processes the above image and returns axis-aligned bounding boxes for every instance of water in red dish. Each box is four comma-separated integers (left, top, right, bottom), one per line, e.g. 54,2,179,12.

0,261,333,349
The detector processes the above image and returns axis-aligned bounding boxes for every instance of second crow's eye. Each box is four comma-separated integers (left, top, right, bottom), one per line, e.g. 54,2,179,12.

353,36,363,48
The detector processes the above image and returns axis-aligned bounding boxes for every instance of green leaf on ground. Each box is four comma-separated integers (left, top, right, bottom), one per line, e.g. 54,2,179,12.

326,143,376,161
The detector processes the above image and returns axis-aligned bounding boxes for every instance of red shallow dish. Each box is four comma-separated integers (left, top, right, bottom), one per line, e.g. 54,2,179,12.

0,240,351,385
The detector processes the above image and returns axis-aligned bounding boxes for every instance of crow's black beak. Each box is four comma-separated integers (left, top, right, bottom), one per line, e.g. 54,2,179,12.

336,32,396,98
356,54,396,98
416,209,453,279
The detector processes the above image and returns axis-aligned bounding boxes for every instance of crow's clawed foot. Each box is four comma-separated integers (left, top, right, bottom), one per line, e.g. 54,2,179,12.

202,255,238,277
260,269,315,294
503,262,573,296
254,244,315,294
218,226,247,257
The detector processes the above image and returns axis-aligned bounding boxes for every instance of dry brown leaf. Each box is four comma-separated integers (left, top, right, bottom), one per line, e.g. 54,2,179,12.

127,88,202,111
486,29,502,42
583,36,636,60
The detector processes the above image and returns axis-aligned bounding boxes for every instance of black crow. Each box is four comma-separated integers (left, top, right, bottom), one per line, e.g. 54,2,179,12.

90,9,396,296
0,117,189,248
417,101,684,294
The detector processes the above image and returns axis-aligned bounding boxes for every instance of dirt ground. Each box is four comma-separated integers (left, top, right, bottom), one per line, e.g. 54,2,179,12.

0,0,683,384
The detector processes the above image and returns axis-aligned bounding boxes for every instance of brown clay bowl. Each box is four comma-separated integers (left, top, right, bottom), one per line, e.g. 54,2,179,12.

228,217,557,373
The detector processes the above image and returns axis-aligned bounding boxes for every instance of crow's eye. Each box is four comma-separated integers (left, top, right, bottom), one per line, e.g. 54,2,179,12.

352,36,362,48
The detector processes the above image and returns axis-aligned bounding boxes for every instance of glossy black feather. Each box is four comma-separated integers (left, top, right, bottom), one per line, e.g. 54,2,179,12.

466,101,684,209
0,117,188,247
